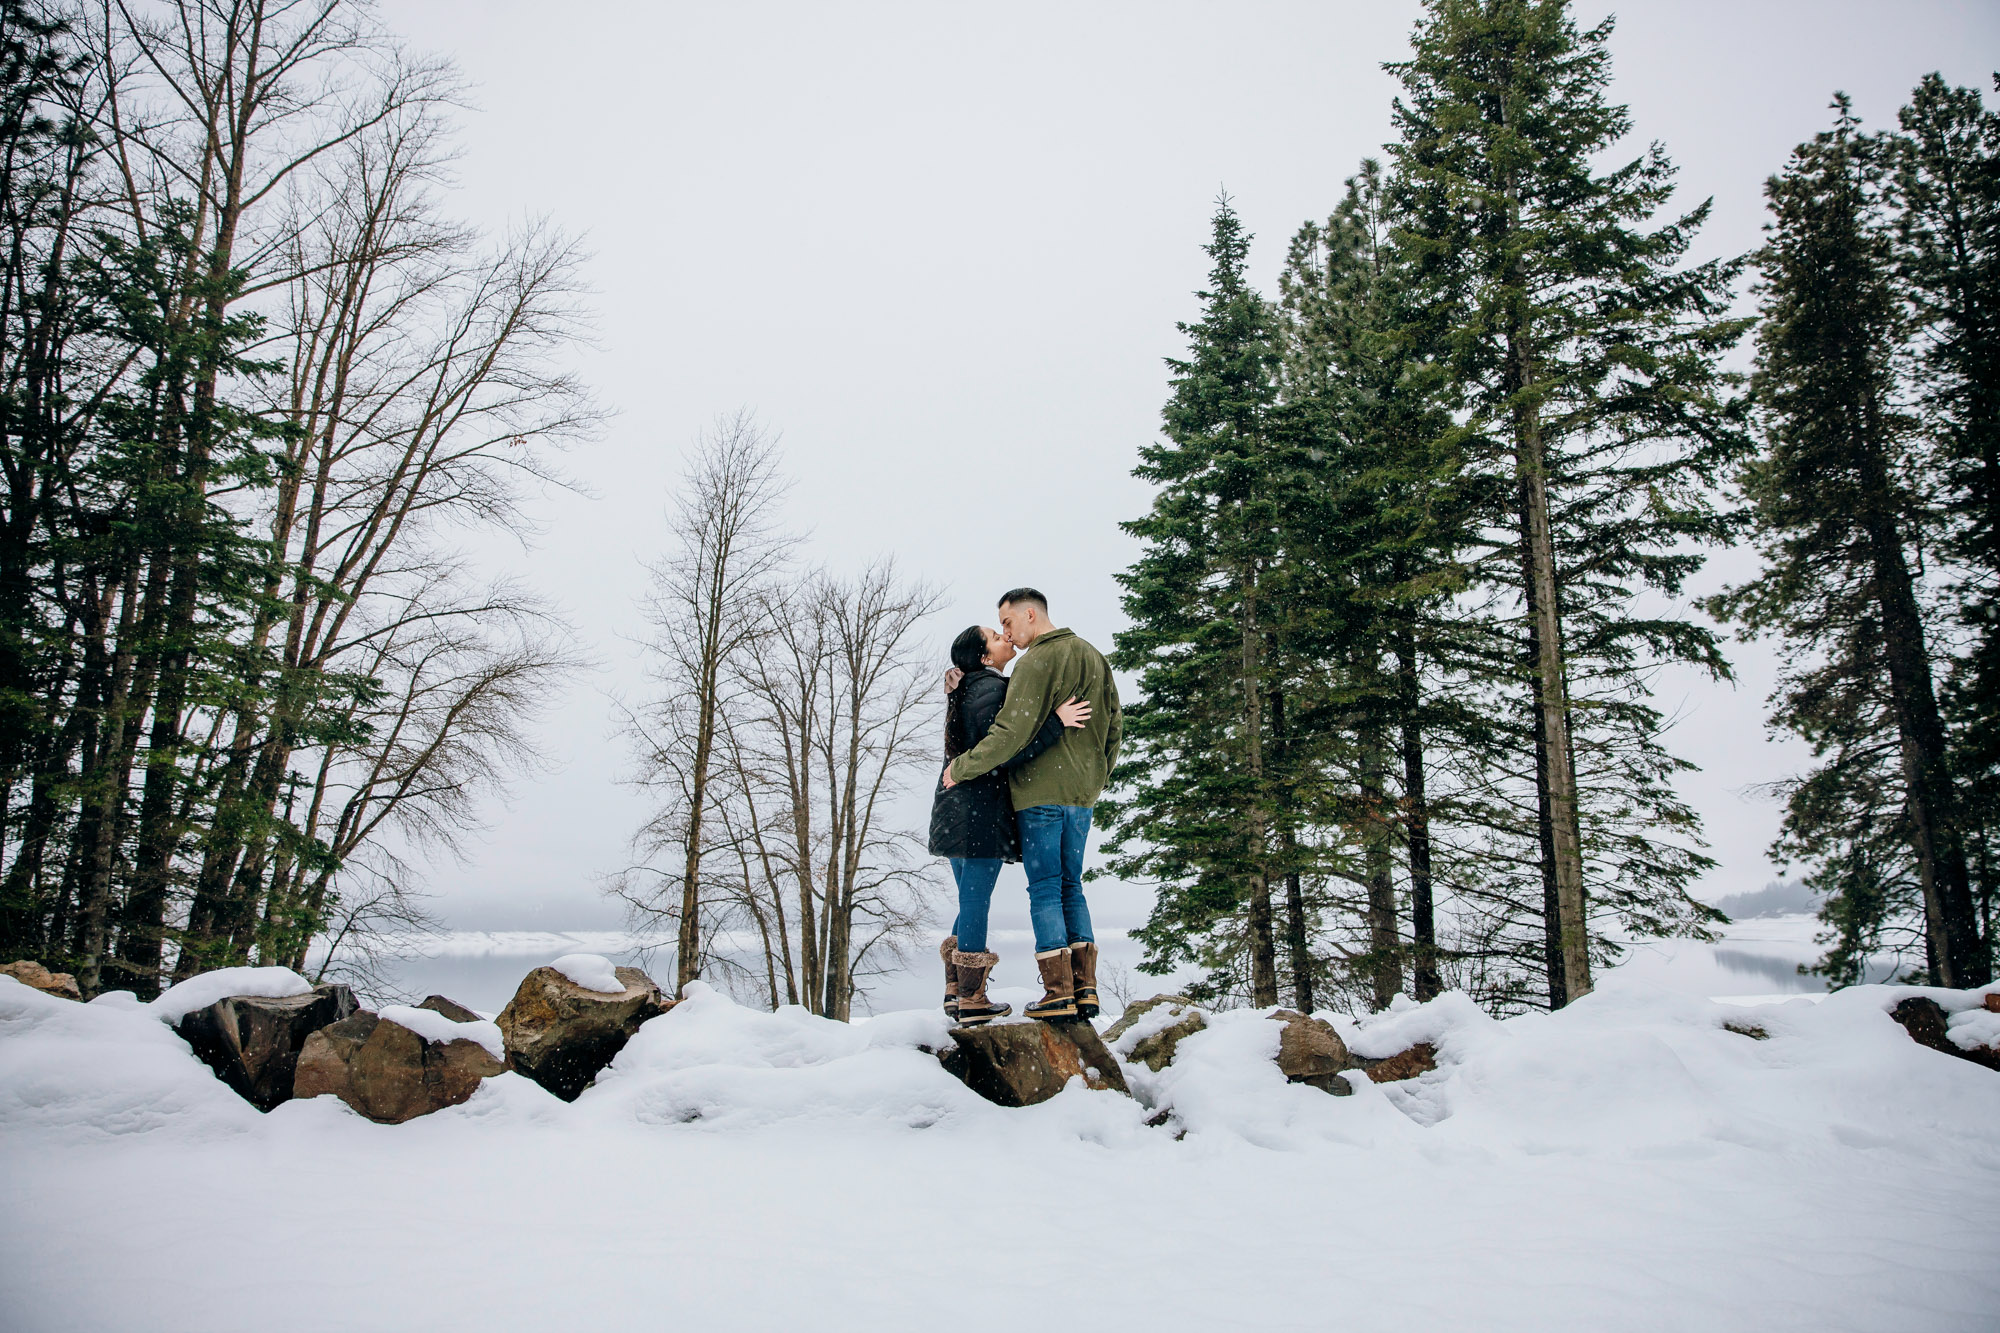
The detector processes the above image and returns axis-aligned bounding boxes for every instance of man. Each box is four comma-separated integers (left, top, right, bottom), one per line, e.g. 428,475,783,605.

943,588,1121,1020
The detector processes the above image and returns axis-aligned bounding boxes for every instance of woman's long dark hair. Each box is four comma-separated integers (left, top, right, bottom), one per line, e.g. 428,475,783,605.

943,626,989,760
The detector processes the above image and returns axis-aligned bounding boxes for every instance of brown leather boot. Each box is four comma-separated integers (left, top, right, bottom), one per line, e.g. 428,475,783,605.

1026,948,1078,1021
940,935,959,1020
1069,941,1100,1019
953,950,1010,1025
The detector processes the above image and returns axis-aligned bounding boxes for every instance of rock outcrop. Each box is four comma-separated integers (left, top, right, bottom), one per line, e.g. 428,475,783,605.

946,1019,1131,1107
174,983,358,1110
293,1011,506,1123
1891,996,2000,1072
1104,994,1207,1072
0,959,81,1001
495,965,672,1101
1268,1009,1352,1092
418,994,483,1023
1105,996,1359,1092
1103,994,1192,1042
1355,1041,1438,1083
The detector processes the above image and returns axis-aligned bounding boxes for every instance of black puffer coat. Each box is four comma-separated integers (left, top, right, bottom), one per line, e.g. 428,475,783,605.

927,668,1065,861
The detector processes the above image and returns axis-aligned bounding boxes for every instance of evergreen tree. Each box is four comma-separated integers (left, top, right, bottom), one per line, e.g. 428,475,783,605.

1718,96,1992,988
1388,0,1747,1005
1108,196,1305,1006
0,0,93,954
1889,74,2000,948
1274,159,1470,1006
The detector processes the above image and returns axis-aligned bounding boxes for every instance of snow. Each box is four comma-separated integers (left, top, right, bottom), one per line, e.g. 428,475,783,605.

3,972,1997,1332
376,1005,507,1060
549,952,625,993
147,965,313,1024
1948,1007,2000,1051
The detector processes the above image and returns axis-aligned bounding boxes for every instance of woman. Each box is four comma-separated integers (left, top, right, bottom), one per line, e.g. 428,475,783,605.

928,624,1090,1025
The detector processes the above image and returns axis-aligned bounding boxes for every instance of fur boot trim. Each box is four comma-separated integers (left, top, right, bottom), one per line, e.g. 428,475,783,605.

952,949,999,969
939,935,958,964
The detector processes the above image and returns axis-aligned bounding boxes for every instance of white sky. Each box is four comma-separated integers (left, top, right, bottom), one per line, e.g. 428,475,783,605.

382,0,2000,932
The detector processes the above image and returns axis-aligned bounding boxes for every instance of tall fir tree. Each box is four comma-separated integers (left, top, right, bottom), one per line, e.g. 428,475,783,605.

1108,196,1310,1006
1274,159,1470,1005
1890,74,2000,948
1388,0,1747,1006
1717,96,1992,988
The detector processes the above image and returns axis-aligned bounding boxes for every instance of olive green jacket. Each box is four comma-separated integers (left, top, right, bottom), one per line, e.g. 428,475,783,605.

947,627,1122,810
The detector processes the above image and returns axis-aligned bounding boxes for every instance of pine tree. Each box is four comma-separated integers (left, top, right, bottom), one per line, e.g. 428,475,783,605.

1274,159,1469,1005
0,0,93,955
1890,74,2000,950
1108,196,1306,1006
1388,0,1747,1005
1718,96,1992,988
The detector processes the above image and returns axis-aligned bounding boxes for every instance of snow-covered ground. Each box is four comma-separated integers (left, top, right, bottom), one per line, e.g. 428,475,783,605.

3,962,1995,1332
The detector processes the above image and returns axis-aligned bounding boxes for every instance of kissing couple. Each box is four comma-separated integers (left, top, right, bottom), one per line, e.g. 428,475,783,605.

927,587,1121,1027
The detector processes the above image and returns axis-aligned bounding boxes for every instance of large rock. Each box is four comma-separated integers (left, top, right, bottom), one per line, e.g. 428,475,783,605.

1269,1009,1351,1091
174,983,358,1110
293,1011,506,1123
1105,998,1354,1092
1104,994,1207,1073
495,965,672,1101
947,1019,1131,1107
1892,996,2000,1072
1103,994,1193,1041
1,959,81,1001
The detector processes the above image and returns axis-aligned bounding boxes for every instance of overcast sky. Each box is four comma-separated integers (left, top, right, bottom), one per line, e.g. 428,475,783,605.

381,0,2000,933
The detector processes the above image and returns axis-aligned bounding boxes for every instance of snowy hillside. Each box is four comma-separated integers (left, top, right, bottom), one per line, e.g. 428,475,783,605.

2,972,1996,1332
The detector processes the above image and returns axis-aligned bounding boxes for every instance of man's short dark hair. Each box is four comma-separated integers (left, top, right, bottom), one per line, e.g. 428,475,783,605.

998,587,1048,614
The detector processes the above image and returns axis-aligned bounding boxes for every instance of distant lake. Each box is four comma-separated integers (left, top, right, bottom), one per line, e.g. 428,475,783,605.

333,914,1885,1018
1607,914,1898,999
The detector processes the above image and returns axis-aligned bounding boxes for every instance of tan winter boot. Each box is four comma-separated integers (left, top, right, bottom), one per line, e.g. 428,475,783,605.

1026,948,1078,1021
940,935,959,1020
1069,941,1100,1020
953,950,1011,1026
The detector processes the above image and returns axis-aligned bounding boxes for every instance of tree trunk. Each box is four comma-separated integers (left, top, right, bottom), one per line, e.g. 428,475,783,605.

1512,366,1591,1005
1270,688,1312,1011
675,720,712,995
1524,582,1569,1011
1496,81,1590,1007
1860,494,1988,985
1283,867,1311,1012
1239,567,1277,1006
1359,723,1404,1010
76,569,152,997
1394,632,1441,1000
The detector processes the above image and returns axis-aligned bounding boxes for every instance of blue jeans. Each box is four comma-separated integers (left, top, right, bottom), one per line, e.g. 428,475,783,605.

949,857,1003,953
1018,804,1095,953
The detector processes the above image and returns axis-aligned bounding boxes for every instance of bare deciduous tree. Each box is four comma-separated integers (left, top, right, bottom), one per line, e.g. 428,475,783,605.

723,563,942,1020
620,412,790,994
617,462,944,1018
